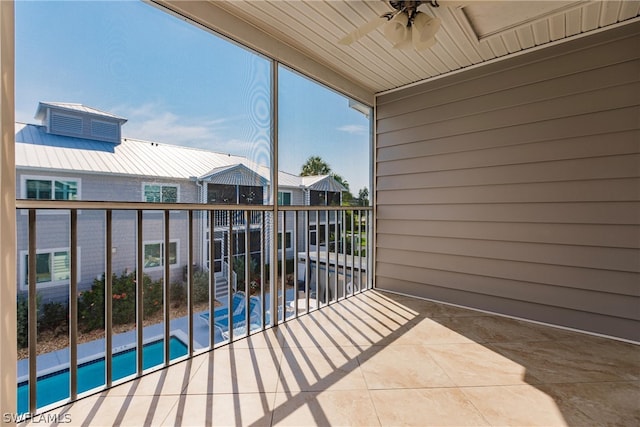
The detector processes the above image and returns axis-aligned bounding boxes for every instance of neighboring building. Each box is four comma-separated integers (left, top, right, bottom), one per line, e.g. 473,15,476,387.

16,102,347,303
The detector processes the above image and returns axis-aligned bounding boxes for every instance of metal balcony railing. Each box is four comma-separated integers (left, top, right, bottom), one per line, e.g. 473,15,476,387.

14,199,372,419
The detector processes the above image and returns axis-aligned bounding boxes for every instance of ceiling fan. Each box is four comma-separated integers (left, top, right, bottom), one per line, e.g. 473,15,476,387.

338,1,461,51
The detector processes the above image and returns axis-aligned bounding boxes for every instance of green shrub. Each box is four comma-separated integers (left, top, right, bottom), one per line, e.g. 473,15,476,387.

78,271,163,332
170,282,186,307
17,296,29,349
192,270,210,304
78,276,105,332
142,275,163,318
16,293,42,349
40,301,68,335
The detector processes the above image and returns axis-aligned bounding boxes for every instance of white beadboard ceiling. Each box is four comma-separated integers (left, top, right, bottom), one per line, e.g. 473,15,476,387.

163,1,640,100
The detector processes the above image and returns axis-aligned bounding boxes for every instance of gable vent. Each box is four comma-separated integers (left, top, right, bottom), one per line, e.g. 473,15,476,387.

50,113,83,135
91,119,118,141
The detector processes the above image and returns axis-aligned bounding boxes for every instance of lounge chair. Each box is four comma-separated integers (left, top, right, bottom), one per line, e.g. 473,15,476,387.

199,291,246,326
214,295,261,335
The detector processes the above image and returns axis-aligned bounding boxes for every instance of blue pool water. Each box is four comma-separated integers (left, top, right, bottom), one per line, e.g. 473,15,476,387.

17,337,187,415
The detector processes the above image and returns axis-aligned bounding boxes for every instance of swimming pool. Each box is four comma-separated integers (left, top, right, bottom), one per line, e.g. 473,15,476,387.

17,336,187,415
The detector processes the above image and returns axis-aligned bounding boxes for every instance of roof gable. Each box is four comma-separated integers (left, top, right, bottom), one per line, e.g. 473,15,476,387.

200,164,268,187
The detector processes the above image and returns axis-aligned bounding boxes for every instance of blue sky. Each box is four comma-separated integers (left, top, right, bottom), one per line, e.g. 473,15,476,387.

15,0,371,194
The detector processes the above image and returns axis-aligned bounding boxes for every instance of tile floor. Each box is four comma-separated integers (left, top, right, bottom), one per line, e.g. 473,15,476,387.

24,290,640,426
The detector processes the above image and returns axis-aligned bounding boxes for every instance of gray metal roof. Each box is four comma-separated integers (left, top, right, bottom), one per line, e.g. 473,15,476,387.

35,102,128,123
200,164,269,187
15,122,336,190
302,175,348,192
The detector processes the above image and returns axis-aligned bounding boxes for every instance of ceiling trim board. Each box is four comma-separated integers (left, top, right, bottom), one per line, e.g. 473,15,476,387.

376,17,640,100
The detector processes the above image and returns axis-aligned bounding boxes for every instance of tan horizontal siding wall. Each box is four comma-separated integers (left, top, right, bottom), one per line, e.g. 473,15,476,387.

374,23,640,341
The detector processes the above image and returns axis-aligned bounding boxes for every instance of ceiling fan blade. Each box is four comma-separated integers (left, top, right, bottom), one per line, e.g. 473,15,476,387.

338,16,387,45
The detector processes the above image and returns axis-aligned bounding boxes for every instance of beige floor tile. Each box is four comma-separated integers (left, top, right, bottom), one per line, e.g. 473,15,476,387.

425,343,532,386
378,293,484,319
340,304,414,332
271,390,381,426
183,347,282,394
226,326,285,352
26,394,179,427
488,340,639,384
276,315,361,348
540,381,640,426
461,384,571,426
278,345,368,392
104,356,205,397
162,392,275,426
440,315,578,344
337,294,419,326
392,317,482,345
370,388,490,427
560,336,640,380
359,344,455,389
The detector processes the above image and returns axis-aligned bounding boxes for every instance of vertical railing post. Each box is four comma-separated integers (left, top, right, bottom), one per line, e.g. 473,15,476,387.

350,209,355,296
315,211,320,310
208,210,215,347
280,211,286,320
333,210,339,301
27,209,37,415
187,210,194,356
136,210,144,375
260,211,266,329
293,211,298,318
163,210,170,366
69,209,78,400
244,210,250,335
358,209,363,294
105,210,113,387
324,209,329,305
227,210,233,341
305,210,310,314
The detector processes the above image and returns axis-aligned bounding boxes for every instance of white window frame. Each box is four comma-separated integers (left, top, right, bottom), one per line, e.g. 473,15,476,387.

21,175,81,201
142,183,180,203
277,231,292,250
19,247,81,291
278,191,292,206
143,239,180,271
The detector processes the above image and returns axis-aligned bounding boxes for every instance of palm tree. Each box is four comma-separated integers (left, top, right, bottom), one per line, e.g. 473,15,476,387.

300,155,331,176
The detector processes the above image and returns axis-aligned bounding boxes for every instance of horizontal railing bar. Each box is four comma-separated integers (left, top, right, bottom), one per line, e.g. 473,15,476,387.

15,199,372,212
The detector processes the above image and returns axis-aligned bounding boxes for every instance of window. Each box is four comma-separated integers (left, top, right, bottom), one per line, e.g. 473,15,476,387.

207,184,236,204
21,248,76,290
278,231,292,250
207,184,264,205
231,230,261,256
310,190,325,206
25,177,78,200
278,191,292,205
144,184,178,203
239,185,263,205
144,241,178,269
310,190,341,206
309,225,326,246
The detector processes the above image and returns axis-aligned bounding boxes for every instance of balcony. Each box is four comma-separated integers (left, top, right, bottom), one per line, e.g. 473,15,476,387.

19,289,638,426
14,200,373,422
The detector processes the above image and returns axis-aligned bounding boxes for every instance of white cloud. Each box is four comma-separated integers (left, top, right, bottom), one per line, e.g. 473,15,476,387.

118,103,228,145
337,124,367,135
116,103,269,166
